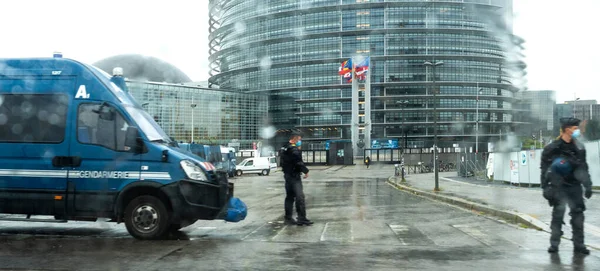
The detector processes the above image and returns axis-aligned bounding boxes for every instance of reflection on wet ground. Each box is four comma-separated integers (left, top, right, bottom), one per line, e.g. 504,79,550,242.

0,169,599,270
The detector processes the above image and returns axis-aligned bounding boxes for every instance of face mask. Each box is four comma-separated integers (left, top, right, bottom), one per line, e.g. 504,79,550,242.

296,140,302,147
572,129,581,139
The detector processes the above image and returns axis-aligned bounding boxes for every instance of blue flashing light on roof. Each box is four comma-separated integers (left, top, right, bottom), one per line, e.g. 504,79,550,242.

110,67,129,93
53,51,63,58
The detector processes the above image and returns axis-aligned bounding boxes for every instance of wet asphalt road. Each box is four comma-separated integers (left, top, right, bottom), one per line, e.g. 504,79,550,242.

1,165,599,270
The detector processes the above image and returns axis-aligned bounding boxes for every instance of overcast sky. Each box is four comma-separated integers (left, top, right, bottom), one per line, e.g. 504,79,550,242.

0,0,598,103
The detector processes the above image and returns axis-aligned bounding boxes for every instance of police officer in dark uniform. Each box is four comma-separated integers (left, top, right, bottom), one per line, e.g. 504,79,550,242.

280,131,314,226
540,117,593,254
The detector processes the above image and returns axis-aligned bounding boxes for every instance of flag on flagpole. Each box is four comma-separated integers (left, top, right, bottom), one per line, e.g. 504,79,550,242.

354,56,370,81
338,58,353,82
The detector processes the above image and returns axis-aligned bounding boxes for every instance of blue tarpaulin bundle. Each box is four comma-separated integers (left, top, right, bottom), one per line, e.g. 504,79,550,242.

551,157,572,176
225,197,247,222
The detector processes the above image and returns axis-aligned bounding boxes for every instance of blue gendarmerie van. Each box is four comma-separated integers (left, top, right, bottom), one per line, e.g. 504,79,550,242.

0,57,245,239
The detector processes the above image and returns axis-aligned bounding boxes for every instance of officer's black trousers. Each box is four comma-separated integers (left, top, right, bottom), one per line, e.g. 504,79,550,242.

550,184,586,249
284,174,307,220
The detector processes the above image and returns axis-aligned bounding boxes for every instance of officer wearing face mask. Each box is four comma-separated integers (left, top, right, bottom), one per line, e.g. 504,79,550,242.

541,117,593,255
280,131,313,226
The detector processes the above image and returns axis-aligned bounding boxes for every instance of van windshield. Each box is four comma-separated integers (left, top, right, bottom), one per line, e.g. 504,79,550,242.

125,105,170,143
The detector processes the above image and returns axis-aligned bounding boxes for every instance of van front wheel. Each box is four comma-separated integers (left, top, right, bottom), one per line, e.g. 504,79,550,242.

236,170,243,176
124,195,170,240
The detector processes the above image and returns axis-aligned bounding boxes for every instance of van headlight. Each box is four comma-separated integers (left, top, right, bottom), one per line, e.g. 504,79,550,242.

180,160,208,181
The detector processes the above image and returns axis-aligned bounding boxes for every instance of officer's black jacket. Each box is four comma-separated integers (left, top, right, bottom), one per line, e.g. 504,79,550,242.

280,143,309,175
540,138,592,189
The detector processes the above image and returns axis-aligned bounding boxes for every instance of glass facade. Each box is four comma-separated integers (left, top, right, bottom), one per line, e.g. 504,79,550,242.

208,0,524,148
126,81,268,147
517,91,556,131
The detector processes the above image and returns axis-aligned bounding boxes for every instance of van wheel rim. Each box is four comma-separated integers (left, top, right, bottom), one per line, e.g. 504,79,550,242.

133,205,159,233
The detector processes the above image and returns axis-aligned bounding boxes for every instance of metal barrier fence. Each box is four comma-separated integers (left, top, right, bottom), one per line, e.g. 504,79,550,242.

456,152,488,180
364,148,402,164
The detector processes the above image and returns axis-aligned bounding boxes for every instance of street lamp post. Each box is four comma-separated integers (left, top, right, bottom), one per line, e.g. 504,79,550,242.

171,93,177,138
424,60,444,192
476,85,483,154
573,97,580,118
396,99,409,182
190,101,197,143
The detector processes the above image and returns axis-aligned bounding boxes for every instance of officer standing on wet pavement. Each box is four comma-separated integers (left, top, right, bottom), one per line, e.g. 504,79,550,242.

280,131,314,226
540,117,593,255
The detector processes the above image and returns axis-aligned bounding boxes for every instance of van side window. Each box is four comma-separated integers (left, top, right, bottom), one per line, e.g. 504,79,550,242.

0,94,68,143
246,160,254,166
77,103,130,151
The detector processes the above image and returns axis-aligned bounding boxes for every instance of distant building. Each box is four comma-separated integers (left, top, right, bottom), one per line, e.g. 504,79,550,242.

184,81,210,88
126,81,268,147
564,100,600,121
94,54,192,84
208,0,525,152
517,90,556,131
93,55,267,147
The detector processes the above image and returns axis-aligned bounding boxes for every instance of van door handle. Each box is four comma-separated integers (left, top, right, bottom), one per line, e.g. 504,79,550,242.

53,156,82,167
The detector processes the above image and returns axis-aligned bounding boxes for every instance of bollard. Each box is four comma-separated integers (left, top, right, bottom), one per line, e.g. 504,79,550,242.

400,158,406,182
400,165,406,183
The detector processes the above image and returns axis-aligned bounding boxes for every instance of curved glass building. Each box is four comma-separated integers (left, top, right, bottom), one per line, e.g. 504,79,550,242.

208,0,525,152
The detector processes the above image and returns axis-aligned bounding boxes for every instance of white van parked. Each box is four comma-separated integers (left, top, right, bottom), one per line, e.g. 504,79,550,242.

236,157,272,176
268,156,278,173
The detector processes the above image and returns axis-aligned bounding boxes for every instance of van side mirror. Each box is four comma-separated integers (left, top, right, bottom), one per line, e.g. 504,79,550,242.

170,137,179,148
125,126,143,153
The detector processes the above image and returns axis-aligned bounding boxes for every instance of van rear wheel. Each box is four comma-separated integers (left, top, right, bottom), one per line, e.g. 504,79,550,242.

261,169,269,176
124,195,170,240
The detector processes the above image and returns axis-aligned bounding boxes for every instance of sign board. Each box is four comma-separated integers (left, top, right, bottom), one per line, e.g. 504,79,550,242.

520,151,527,166
510,159,519,184
486,153,494,179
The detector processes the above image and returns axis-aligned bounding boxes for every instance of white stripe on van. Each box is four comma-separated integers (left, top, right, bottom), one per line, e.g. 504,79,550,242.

141,172,171,180
0,169,170,180
0,169,68,178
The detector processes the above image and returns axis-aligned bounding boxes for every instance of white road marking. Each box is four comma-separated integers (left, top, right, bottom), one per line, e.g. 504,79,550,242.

388,224,409,245
320,222,330,242
453,224,494,246
271,225,288,241
241,223,266,241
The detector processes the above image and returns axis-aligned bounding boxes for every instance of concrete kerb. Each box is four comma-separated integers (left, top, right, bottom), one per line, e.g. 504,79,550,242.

386,176,548,232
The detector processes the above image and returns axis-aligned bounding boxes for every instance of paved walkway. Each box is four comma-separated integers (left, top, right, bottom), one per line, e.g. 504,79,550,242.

396,172,600,249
